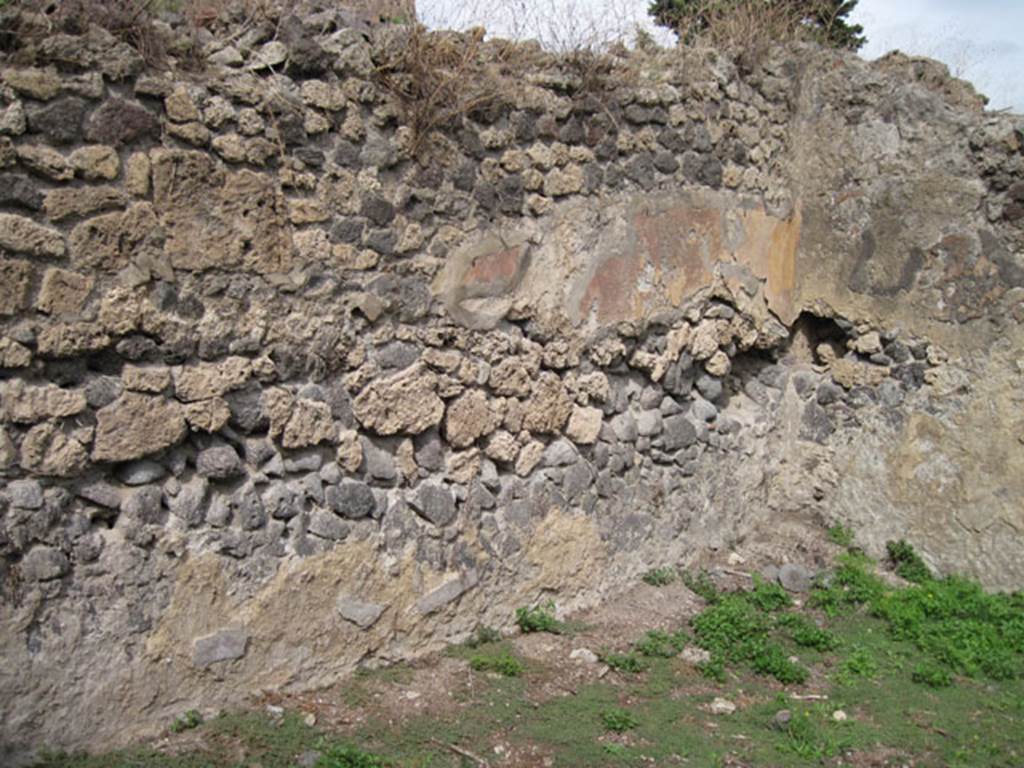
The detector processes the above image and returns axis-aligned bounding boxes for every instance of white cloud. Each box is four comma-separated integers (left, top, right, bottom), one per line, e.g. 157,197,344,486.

851,0,1023,112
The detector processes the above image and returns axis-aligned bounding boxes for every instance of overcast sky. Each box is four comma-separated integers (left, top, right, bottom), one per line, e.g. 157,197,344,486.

417,0,1023,113
852,0,1023,112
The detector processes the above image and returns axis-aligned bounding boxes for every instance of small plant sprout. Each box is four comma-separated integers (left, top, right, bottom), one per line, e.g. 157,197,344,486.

515,601,564,634
642,566,678,586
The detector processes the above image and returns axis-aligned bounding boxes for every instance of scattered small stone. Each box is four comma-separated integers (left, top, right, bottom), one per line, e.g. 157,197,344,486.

193,628,249,668
569,648,599,664
778,563,815,593
772,709,792,730
832,709,848,722
117,459,166,485
680,646,712,665
706,697,736,715
336,595,386,629
196,444,243,479
7,478,44,509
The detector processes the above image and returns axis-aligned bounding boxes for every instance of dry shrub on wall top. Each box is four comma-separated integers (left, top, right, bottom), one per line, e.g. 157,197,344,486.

671,0,810,69
0,0,327,66
1,0,173,63
372,25,532,156
654,0,865,70
418,0,659,54
377,1,657,157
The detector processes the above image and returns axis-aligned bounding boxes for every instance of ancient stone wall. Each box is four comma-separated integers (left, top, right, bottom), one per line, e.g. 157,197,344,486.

0,15,1022,761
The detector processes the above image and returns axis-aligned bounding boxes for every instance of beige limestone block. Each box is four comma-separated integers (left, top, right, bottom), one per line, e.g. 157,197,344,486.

69,204,164,271
565,406,603,445
125,152,151,196
0,259,33,316
352,365,444,436
70,146,120,181
37,268,93,315
704,350,731,377
542,165,584,197
20,421,89,477
300,80,346,111
443,389,501,449
174,357,253,402
92,393,187,463
1,380,87,424
263,388,337,449
690,320,722,360
35,322,110,358
0,426,14,468
15,145,71,180
484,429,519,463
515,440,545,476
0,338,31,368
447,448,480,484
0,214,65,257
336,429,364,473
185,398,231,433
522,372,572,434
3,68,61,100
165,87,200,122
123,365,171,393
45,186,126,221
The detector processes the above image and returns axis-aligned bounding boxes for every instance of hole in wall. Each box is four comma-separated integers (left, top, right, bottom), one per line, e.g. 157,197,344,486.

784,311,847,366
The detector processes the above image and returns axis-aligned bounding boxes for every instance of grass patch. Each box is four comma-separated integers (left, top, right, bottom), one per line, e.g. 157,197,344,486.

600,650,648,674
642,566,677,587
169,710,202,734
515,601,565,634
634,629,688,658
314,744,390,768
886,539,933,584
469,651,524,677
681,569,721,603
600,707,640,733
462,625,503,648
827,523,855,548
811,542,1024,686
776,613,840,652
32,539,1024,768
690,587,809,685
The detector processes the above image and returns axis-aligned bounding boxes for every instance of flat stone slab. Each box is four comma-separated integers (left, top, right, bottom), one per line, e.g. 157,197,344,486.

192,628,249,668
336,596,386,629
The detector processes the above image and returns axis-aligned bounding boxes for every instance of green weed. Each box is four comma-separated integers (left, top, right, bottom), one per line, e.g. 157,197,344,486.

811,547,1024,687
635,629,688,658
463,625,502,648
780,706,849,761
515,601,564,634
642,566,678,587
600,707,640,733
747,575,791,612
911,661,953,688
886,539,933,584
469,652,524,677
776,613,840,651
810,550,887,616
169,710,202,734
837,645,878,684
691,593,809,685
827,523,855,548
601,651,648,674
315,744,390,768
682,569,720,603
